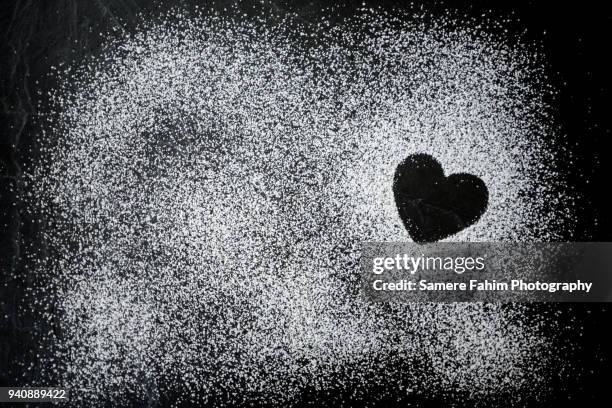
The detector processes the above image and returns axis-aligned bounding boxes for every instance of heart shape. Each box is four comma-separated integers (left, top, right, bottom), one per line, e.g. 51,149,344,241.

393,154,488,243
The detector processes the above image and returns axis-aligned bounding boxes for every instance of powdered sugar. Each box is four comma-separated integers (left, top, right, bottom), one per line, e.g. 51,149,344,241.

30,8,578,405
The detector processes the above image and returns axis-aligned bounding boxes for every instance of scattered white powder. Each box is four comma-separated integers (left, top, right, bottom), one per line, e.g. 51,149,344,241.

29,7,579,406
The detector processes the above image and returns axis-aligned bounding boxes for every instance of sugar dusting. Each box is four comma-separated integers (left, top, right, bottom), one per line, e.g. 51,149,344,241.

30,8,577,406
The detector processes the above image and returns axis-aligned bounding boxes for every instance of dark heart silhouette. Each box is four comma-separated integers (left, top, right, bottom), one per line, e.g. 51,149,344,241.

393,154,488,243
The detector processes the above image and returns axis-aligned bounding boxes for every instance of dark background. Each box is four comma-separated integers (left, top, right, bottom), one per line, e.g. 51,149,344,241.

1,0,611,406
